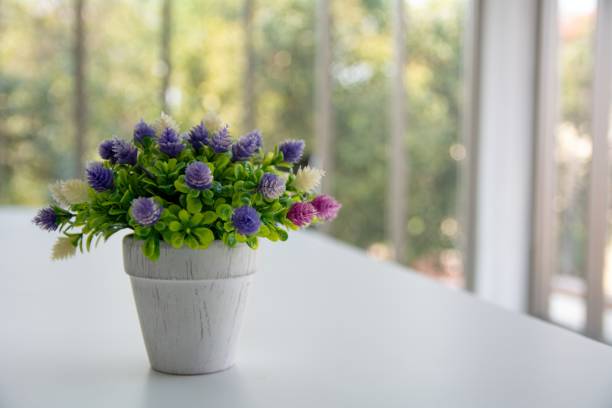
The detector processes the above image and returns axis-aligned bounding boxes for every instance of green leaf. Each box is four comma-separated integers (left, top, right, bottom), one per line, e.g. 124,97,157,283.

168,204,181,215
185,235,199,250
234,164,242,179
168,221,182,232
144,236,156,258
267,228,279,242
186,195,203,214
178,209,190,223
226,232,237,247
154,222,166,231
174,178,189,193
167,158,177,171
257,225,270,238
215,154,230,171
170,232,184,248
193,227,214,247
191,213,203,225
246,236,259,249
202,211,218,224
234,180,245,191
216,204,233,221
277,228,288,241
86,232,95,251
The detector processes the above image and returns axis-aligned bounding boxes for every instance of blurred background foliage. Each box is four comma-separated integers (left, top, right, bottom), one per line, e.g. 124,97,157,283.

0,0,466,278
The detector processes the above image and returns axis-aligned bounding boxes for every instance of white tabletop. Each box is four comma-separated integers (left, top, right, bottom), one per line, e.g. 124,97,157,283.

1,209,612,407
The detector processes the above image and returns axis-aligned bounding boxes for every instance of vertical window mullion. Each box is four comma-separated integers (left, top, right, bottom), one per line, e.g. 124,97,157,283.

529,0,559,320
585,0,612,340
243,0,256,131
314,0,334,194
459,0,484,291
388,0,408,263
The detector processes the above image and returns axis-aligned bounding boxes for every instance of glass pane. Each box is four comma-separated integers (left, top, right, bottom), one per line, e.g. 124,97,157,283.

548,0,597,332
405,0,466,288
328,0,467,289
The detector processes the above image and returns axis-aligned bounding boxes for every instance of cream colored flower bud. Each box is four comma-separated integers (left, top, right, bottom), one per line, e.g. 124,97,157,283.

203,111,222,133
293,166,325,193
61,179,90,204
51,237,77,260
153,112,179,133
49,181,68,207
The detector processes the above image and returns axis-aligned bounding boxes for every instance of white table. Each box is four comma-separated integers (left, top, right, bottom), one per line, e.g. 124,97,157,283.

1,209,612,407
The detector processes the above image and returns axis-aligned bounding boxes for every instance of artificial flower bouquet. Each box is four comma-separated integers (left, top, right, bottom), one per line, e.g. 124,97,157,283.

33,112,341,261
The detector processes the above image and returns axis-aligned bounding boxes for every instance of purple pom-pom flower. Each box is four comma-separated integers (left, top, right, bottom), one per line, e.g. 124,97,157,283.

311,195,341,221
186,122,209,151
133,119,156,143
232,130,262,161
231,205,261,235
86,162,114,192
112,139,138,165
99,139,117,163
287,202,317,227
279,139,305,163
209,126,232,153
185,161,213,190
130,197,162,226
158,127,184,157
32,207,58,231
258,173,286,200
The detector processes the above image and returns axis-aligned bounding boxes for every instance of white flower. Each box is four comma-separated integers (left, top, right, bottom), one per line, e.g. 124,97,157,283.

49,181,68,207
51,237,76,261
153,112,179,133
61,179,90,204
293,166,325,193
203,111,222,133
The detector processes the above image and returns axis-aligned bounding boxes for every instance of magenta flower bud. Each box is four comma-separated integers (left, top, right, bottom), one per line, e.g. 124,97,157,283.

311,195,341,221
287,202,317,227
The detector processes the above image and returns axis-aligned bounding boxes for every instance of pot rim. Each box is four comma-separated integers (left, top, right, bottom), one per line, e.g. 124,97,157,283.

123,234,257,280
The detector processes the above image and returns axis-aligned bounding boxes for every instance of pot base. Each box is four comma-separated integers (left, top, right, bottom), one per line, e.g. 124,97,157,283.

130,275,253,375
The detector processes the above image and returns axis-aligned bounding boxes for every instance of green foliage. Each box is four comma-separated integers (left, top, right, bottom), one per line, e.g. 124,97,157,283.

44,113,328,261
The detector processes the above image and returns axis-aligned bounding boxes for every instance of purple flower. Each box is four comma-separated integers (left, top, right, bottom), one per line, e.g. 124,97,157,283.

232,130,262,161
186,122,209,150
279,139,305,163
32,207,58,231
99,139,117,163
258,173,286,200
311,195,341,221
231,205,261,235
133,119,156,143
185,161,213,190
158,127,184,157
209,126,232,153
130,197,162,226
287,202,316,227
112,139,138,165
86,162,114,192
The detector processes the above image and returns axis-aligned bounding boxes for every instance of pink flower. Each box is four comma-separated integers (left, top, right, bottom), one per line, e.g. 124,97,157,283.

287,202,317,227
311,195,341,221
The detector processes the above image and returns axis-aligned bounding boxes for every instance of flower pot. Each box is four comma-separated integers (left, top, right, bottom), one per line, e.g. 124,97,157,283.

122,235,256,375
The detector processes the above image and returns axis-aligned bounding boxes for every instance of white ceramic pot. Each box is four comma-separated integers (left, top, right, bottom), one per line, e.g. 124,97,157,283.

122,235,256,375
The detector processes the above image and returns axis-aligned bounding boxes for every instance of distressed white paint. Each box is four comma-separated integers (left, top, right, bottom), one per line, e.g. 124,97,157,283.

123,236,256,375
